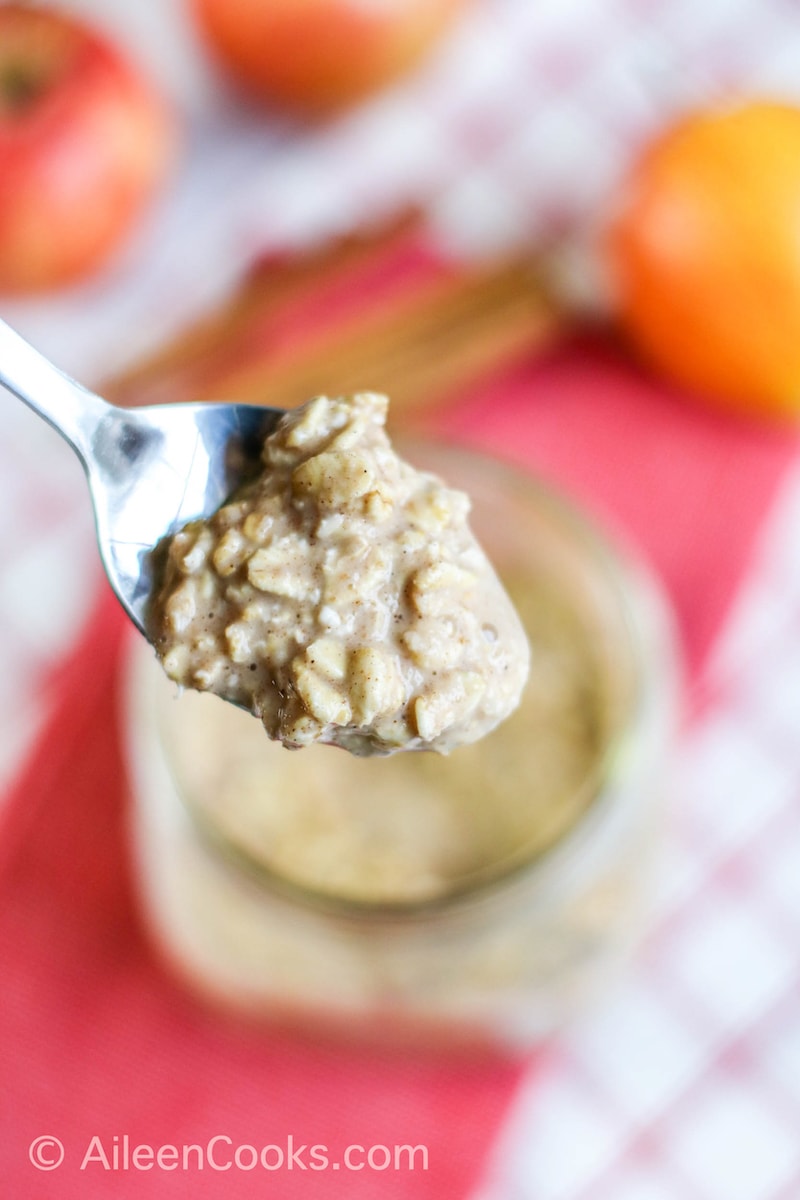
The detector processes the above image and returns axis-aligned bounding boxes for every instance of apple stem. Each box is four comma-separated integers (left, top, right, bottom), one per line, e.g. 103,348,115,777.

0,65,43,113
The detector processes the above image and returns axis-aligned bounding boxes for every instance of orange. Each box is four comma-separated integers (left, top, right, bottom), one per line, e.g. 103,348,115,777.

606,101,800,420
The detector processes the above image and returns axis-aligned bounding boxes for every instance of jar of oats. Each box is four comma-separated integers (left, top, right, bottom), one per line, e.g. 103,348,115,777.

124,441,679,1051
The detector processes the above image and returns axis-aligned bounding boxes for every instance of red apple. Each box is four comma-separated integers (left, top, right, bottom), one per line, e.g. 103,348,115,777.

192,0,467,112
0,4,176,292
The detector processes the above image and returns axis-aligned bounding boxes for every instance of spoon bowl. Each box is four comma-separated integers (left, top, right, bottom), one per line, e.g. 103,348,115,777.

0,318,283,632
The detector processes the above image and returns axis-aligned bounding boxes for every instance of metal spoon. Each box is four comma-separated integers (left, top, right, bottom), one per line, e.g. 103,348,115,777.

0,317,283,634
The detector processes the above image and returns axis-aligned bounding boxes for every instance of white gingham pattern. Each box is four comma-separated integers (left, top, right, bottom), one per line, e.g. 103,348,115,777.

472,461,800,1200
2,2,800,1196
0,403,98,792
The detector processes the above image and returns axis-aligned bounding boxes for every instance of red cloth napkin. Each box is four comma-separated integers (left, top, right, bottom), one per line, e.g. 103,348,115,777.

1,332,797,1199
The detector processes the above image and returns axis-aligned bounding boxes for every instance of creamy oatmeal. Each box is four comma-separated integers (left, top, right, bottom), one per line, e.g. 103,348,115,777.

148,393,529,755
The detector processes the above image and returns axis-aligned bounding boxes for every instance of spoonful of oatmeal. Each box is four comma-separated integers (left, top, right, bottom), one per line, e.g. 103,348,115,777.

1,318,528,756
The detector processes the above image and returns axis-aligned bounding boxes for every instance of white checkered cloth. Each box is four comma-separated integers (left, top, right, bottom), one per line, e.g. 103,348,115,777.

2,1,800,1195
473,463,800,1200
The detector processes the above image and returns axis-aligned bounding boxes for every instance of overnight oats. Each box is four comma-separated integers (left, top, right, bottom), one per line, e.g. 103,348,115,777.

148,393,529,755
127,424,679,1051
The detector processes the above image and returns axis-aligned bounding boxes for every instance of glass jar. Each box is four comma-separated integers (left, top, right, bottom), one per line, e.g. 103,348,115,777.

123,442,680,1052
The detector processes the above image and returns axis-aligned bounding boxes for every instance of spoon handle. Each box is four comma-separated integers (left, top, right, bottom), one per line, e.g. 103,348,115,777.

0,317,107,462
